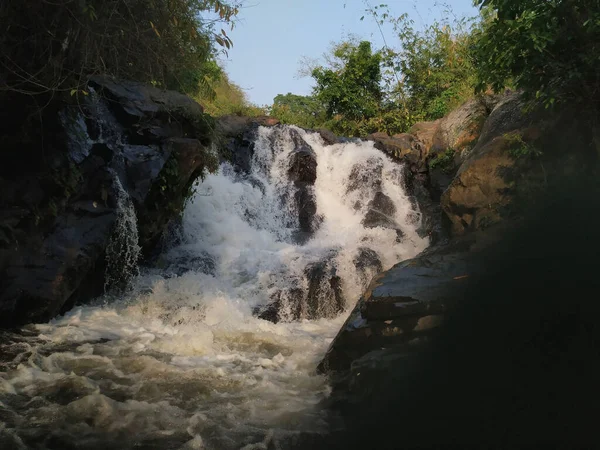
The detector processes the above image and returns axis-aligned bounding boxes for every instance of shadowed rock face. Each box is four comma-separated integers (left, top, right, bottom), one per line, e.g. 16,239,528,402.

0,77,216,327
309,180,600,450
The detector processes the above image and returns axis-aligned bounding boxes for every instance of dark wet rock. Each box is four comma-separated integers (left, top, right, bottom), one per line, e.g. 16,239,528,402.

216,115,280,139
294,184,321,235
353,247,382,275
222,127,256,174
369,191,396,216
90,76,212,145
361,192,405,241
318,245,476,374
315,128,338,146
286,131,322,238
160,251,216,277
347,157,384,193
255,254,345,323
0,78,216,328
216,115,280,175
353,247,383,286
255,287,305,323
304,258,345,320
0,210,117,327
288,144,317,184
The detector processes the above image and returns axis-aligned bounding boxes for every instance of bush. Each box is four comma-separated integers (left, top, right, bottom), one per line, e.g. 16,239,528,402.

472,0,600,112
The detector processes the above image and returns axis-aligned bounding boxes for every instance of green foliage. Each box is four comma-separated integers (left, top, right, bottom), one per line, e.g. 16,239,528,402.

311,41,383,121
503,132,543,159
195,68,265,117
270,94,326,128
270,9,479,138
429,148,457,173
382,12,477,121
0,0,241,97
472,0,600,112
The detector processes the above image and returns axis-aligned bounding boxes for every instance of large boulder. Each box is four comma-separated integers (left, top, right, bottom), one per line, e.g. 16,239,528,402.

426,96,498,194
440,92,595,236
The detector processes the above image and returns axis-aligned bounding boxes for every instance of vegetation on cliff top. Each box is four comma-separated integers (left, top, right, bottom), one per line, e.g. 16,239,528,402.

269,0,600,138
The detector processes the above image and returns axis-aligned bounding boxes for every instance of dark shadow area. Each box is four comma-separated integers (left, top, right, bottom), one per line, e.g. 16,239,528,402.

315,175,600,449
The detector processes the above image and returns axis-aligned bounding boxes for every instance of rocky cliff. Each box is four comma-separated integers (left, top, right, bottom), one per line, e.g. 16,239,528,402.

0,77,218,327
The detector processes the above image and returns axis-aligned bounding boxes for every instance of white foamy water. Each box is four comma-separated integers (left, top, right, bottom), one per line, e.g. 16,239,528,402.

0,126,427,450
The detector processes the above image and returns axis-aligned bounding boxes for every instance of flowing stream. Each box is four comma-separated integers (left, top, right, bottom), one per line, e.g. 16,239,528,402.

0,126,428,450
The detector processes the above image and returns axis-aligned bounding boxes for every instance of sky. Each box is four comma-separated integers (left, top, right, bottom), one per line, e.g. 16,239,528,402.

220,0,479,106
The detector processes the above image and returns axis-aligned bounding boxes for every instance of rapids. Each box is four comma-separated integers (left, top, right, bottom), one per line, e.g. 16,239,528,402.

0,126,428,449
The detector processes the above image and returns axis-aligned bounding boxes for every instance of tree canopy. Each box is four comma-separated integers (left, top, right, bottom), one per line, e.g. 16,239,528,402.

312,41,383,121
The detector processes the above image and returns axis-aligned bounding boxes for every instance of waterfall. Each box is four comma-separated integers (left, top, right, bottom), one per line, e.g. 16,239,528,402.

0,125,428,450
104,170,141,292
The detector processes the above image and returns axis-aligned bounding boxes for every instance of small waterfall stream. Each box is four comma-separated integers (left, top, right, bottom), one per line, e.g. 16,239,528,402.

0,126,428,450
104,171,141,292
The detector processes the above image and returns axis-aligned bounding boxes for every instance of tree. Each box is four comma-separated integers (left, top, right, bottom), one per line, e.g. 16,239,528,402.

270,93,326,128
311,41,383,121
471,0,600,112
380,13,477,121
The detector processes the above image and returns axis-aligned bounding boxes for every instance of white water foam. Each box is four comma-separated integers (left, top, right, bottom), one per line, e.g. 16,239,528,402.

0,126,428,449
104,171,141,292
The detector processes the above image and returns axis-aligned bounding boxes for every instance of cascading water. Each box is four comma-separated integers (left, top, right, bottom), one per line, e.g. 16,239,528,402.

104,171,141,292
0,126,428,450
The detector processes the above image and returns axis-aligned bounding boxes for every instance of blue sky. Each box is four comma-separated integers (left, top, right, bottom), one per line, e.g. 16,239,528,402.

220,0,479,106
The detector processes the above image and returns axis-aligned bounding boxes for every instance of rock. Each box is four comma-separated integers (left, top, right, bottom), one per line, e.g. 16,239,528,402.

408,119,442,156
431,96,491,159
0,210,117,326
294,184,321,235
304,258,345,320
216,115,279,139
367,132,423,168
215,116,281,174
361,191,405,241
136,138,212,252
347,157,384,193
316,128,338,145
287,130,321,238
441,136,516,235
288,145,317,183
439,93,546,235
122,144,171,205
318,246,476,373
160,251,216,277
256,254,345,323
89,76,211,145
353,247,383,285
0,78,216,328
353,247,382,274
368,191,396,216
441,91,597,237
255,287,305,323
